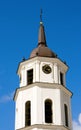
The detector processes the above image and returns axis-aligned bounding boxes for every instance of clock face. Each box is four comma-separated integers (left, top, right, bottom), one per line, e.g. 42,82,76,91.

42,64,52,74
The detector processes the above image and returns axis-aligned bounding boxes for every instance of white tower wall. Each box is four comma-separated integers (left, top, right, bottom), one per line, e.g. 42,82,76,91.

14,56,72,130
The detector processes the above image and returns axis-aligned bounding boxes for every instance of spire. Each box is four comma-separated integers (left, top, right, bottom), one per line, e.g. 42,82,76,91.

38,9,47,47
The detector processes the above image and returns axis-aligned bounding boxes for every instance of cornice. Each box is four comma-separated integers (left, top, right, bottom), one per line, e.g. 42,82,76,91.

17,124,70,130
17,56,68,75
14,82,72,101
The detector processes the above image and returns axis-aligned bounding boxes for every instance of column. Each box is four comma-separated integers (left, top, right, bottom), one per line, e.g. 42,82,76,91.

54,63,58,83
35,61,40,82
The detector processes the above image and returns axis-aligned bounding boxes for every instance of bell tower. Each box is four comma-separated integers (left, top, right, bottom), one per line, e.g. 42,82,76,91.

14,14,72,130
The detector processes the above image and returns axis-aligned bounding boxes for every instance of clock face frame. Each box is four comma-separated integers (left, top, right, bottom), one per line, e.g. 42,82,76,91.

42,64,52,74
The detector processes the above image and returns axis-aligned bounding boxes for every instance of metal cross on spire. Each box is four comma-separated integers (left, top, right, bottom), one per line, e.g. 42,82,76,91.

40,9,43,23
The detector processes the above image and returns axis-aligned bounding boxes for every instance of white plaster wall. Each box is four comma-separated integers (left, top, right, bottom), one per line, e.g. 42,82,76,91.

54,63,59,83
41,87,61,125
60,90,72,129
40,62,53,83
15,86,63,130
20,61,36,87
19,59,66,88
15,91,23,129
16,57,70,130
15,86,41,129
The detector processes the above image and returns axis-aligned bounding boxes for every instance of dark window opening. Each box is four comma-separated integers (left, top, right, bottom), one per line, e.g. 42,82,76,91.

20,74,22,83
60,72,64,85
27,69,33,85
25,101,31,126
64,104,68,127
45,99,52,123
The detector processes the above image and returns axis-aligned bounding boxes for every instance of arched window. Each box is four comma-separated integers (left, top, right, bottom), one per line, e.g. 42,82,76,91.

45,99,52,123
25,101,31,126
64,104,68,127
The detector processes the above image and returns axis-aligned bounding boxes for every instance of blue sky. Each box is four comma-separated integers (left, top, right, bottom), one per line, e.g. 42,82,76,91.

0,0,81,130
